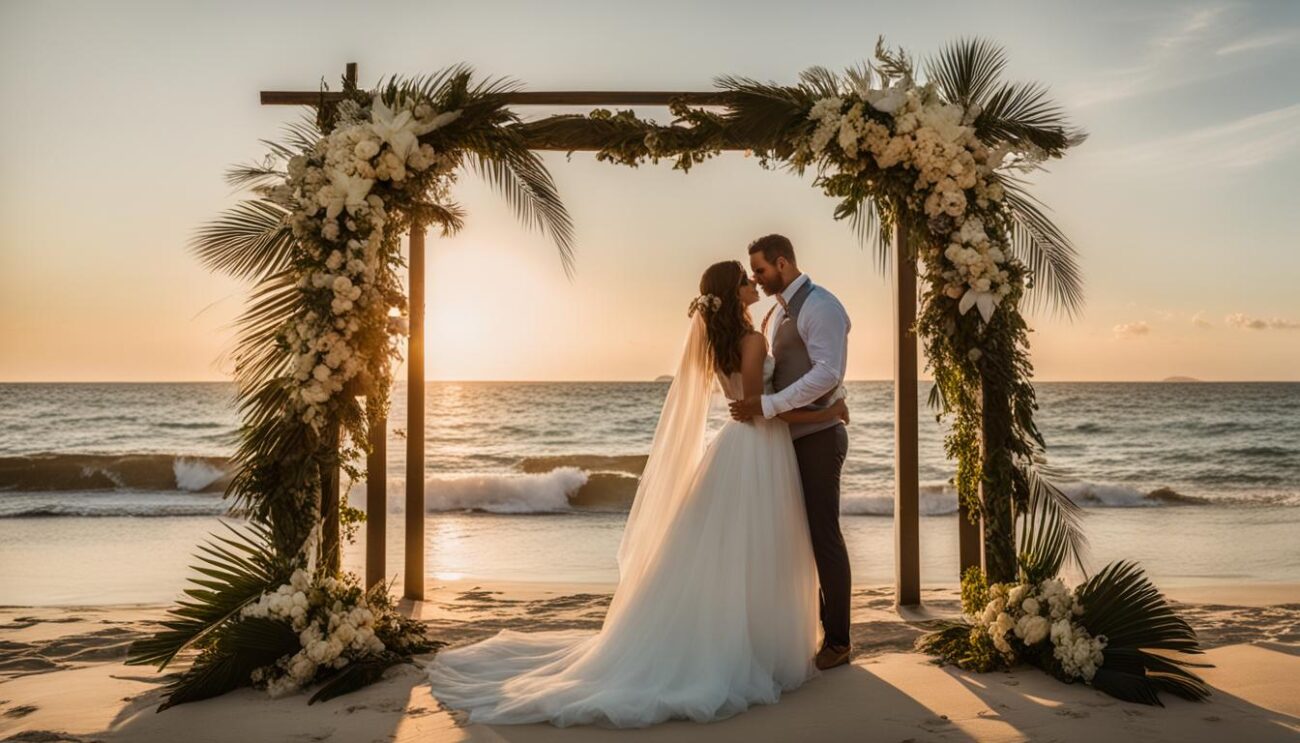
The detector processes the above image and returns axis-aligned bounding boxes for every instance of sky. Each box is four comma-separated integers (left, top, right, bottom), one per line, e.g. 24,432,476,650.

1,0,1297,382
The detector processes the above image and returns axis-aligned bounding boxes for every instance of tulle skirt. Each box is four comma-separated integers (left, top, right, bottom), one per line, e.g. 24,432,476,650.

424,416,821,727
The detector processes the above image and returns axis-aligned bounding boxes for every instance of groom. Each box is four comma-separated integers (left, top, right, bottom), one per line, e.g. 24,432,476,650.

729,233,853,671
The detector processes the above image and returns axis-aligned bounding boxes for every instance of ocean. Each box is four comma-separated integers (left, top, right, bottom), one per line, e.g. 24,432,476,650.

1,381,1298,604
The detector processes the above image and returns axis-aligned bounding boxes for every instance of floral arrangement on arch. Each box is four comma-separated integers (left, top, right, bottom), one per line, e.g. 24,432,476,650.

918,561,1211,705
521,37,1208,704
128,68,576,709
130,39,1211,711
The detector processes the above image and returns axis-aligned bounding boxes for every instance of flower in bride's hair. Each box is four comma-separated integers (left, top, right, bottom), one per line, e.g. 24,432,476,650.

688,293,719,317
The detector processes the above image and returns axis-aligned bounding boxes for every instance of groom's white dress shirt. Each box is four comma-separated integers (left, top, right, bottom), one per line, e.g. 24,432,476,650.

760,273,851,420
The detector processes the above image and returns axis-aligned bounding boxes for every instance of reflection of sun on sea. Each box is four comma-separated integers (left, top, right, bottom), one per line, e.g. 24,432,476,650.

428,515,470,582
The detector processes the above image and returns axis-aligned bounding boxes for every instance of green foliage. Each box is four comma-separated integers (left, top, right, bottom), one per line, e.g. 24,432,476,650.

915,621,1005,673
127,522,292,671
1077,561,1212,705
921,561,1210,706
960,564,989,616
308,656,404,705
155,617,301,712
1016,463,1089,582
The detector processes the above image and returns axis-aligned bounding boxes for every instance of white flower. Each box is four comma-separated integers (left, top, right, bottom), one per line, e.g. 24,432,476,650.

353,138,381,161
316,170,374,221
369,95,459,164
1015,614,1050,645
865,81,908,114
958,288,998,322
420,109,462,133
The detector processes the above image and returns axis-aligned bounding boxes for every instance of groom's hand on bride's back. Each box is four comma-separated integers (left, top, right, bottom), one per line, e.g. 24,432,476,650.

729,396,762,422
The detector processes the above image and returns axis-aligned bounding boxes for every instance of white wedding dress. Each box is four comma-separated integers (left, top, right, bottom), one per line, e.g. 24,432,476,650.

424,315,821,727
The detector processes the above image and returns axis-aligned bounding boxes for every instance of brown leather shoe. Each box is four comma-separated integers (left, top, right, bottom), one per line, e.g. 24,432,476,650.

815,642,851,670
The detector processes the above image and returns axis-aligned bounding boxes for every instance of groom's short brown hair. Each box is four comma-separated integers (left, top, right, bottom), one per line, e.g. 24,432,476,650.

747,234,796,265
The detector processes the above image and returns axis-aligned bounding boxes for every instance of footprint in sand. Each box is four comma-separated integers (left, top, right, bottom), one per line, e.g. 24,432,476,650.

1055,707,1089,718
918,714,953,731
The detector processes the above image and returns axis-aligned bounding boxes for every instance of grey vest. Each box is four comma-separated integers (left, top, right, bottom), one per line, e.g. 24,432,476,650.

764,280,843,440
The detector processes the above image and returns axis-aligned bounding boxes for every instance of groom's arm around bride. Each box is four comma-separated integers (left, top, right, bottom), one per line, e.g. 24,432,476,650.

728,236,850,427
730,233,855,669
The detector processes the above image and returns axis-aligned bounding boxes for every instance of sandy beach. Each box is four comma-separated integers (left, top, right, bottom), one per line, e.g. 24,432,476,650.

1,581,1296,742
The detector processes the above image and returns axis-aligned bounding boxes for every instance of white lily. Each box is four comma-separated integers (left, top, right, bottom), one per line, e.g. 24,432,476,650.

316,169,374,221
418,109,462,134
958,288,998,322
369,94,422,161
865,81,908,114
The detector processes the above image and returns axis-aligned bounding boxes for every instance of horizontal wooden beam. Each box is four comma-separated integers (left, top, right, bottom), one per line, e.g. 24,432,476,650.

259,90,730,107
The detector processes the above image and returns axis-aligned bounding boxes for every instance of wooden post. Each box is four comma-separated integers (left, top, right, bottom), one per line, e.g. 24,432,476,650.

980,375,1016,584
320,422,341,573
893,220,921,607
404,225,426,600
366,408,387,589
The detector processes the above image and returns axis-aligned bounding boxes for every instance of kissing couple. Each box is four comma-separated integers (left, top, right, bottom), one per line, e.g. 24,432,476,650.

427,233,854,728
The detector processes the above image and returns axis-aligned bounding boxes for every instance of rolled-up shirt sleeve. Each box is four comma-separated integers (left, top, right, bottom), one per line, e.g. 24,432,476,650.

761,293,849,418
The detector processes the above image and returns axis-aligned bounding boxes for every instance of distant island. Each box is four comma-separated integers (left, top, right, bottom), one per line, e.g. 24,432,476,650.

654,375,673,383
1162,376,1202,382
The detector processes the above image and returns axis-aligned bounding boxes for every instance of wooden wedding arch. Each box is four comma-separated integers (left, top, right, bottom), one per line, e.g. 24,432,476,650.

261,63,984,607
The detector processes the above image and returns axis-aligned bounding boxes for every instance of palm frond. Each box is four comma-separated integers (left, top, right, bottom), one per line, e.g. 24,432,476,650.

307,656,404,705
872,36,916,82
843,62,876,97
467,148,575,277
225,163,285,191
844,195,893,271
713,75,809,153
127,522,292,670
191,200,296,282
798,66,843,99
1015,462,1089,581
976,80,1082,154
1076,560,1211,705
928,37,1007,109
155,617,300,711
999,176,1085,318
228,271,299,390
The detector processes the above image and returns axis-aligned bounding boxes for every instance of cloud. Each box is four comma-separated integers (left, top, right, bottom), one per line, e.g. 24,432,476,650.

1096,103,1300,171
1216,29,1300,56
1191,311,1213,328
1113,321,1152,338
1066,5,1229,108
1225,312,1300,330
1154,6,1227,49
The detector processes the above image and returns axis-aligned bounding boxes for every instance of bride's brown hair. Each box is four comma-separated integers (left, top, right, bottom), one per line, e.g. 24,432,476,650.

697,260,754,376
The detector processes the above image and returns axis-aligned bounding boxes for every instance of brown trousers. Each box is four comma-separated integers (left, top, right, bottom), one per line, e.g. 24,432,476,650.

792,423,851,647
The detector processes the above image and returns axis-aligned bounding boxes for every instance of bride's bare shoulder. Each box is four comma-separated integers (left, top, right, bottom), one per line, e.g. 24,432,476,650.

741,331,768,352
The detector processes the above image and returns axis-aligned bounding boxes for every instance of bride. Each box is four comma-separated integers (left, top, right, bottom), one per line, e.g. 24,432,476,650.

425,260,850,728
